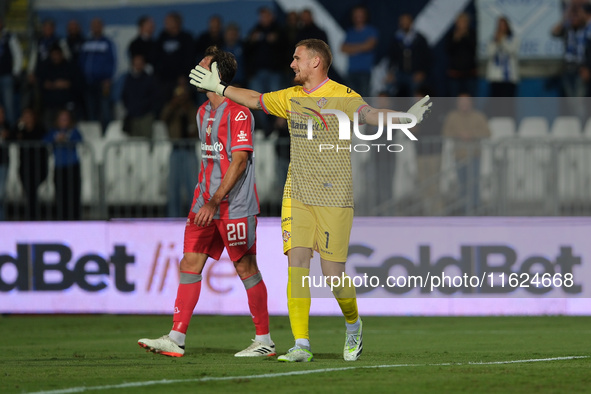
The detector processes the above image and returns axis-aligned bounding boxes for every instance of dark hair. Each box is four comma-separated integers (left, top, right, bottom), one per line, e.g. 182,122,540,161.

351,5,369,20
167,12,182,26
497,16,513,37
137,15,150,27
204,46,237,84
56,108,75,125
295,38,332,72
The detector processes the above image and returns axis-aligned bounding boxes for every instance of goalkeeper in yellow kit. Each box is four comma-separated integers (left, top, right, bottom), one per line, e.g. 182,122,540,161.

189,39,431,362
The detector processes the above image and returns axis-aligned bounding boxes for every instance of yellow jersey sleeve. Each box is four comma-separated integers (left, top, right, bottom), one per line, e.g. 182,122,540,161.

343,90,369,121
260,88,292,119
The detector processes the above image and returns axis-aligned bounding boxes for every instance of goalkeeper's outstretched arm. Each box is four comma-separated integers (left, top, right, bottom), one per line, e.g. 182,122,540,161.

189,62,263,110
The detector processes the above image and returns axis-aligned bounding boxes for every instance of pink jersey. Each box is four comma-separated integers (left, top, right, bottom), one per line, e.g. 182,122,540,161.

192,98,259,219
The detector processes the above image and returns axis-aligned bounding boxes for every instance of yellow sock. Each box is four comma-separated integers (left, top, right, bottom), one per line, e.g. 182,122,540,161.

287,267,311,340
332,274,359,324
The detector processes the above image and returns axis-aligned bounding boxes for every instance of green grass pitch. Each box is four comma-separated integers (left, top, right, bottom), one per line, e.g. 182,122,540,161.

2,315,590,393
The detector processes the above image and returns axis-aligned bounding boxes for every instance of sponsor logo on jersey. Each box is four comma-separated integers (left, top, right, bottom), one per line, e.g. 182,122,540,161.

228,241,247,246
237,130,248,142
201,142,224,152
174,307,180,314
235,111,248,121
283,230,291,243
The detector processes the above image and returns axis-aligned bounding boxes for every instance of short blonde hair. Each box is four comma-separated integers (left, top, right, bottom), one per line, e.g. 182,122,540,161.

296,39,332,71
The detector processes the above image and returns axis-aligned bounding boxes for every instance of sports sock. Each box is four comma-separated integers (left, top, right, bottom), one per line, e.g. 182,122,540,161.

332,274,359,325
168,330,186,347
295,338,311,350
171,271,202,335
255,333,273,346
345,318,361,334
288,267,311,341
241,271,270,336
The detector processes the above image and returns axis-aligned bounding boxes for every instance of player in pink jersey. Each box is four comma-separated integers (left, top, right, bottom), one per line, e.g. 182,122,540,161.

138,46,274,358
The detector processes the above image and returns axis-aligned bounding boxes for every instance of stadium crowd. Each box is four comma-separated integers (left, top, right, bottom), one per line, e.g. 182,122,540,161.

1,2,591,220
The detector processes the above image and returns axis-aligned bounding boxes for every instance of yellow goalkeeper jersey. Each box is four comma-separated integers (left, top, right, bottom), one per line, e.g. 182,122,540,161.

260,78,368,207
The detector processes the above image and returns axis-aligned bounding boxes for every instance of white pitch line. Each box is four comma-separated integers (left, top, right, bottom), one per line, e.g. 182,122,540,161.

29,356,589,394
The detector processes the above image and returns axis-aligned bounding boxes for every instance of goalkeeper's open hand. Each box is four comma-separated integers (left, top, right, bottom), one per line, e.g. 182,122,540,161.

189,62,228,96
402,95,432,124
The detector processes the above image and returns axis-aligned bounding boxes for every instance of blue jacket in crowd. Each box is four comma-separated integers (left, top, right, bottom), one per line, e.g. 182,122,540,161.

44,128,82,167
79,35,116,83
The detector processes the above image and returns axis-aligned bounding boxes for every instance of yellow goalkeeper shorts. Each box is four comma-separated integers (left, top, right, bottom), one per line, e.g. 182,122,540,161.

281,198,353,262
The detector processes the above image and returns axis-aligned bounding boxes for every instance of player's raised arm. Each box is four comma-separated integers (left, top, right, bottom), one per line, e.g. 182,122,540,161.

360,95,432,126
189,62,263,110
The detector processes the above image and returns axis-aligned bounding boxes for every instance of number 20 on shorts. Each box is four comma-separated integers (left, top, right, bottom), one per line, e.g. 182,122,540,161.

227,223,247,241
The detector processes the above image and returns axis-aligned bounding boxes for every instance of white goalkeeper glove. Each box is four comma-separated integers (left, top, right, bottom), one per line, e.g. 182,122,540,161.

402,95,432,124
189,62,228,96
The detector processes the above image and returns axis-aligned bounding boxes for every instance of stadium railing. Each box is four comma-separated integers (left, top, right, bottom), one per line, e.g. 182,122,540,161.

2,133,591,220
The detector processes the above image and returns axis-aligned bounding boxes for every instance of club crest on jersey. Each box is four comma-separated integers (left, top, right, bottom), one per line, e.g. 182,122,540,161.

237,130,248,142
283,230,291,243
317,97,327,108
235,111,248,121
206,124,212,136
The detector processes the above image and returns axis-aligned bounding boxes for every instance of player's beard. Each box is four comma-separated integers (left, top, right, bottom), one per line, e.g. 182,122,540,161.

293,70,305,85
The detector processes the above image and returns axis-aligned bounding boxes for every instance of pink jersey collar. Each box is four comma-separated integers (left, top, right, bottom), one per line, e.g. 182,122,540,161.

303,77,330,94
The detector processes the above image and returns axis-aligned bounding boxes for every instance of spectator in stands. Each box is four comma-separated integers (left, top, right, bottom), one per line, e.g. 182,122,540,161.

65,19,84,64
0,17,24,125
283,11,300,81
12,108,48,220
442,93,490,215
27,19,70,91
121,54,158,138
245,6,285,134
486,16,519,97
154,12,195,110
195,15,225,63
285,11,299,48
340,5,378,96
297,9,328,43
44,109,82,220
27,19,70,114
160,77,198,217
128,16,157,72
552,1,587,97
223,23,245,87
37,44,81,130
79,18,116,131
412,87,445,215
0,105,10,220
387,13,430,97
579,3,591,96
446,13,477,97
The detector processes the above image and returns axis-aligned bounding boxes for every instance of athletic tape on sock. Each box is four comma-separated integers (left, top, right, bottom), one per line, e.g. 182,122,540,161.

180,272,202,284
241,272,262,290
